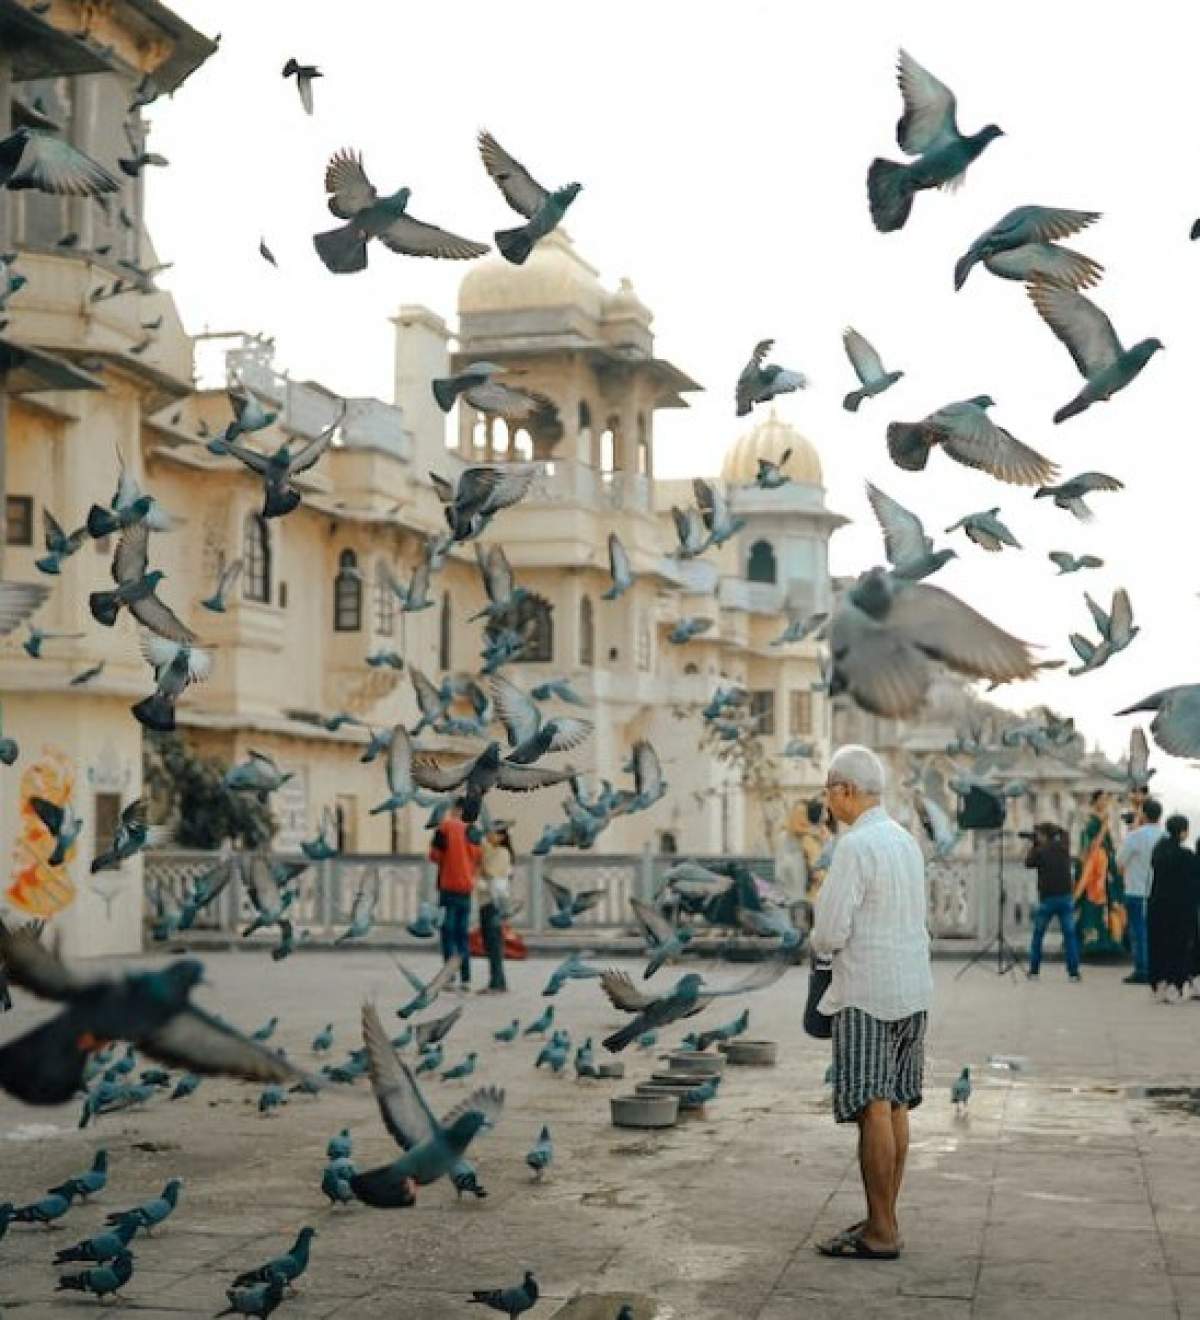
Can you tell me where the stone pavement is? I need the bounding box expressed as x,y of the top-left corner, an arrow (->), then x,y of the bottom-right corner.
3,948 -> 1200,1319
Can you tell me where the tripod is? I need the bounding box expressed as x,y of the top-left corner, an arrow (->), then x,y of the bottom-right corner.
956,829 -> 1026,980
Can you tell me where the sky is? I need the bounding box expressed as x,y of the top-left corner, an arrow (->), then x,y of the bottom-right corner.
148,0 -> 1200,814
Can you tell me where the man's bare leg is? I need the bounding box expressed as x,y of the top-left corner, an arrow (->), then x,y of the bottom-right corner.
890,1103 -> 909,1238
856,1100 -> 899,1250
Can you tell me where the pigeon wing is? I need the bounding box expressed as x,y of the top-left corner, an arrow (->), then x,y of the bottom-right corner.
361,1003 -> 438,1150
1003,205 -> 1102,244
632,741 -> 663,796
985,243 -> 1103,290
130,591 -> 196,645
1108,589 -> 1134,646
385,726 -> 414,796
323,149 -> 376,219
607,532 -> 631,586
865,482 -> 930,567
0,581 -> 49,636
0,921 -> 102,1000
244,854 -> 283,916
112,522 -> 150,584
288,405 -> 346,475
544,718 -> 593,754
941,412 -> 1058,487
1048,551 -> 1074,572
1083,591 -> 1112,637
630,896 -> 675,949
377,212 -> 490,260
5,130 -> 119,195
477,130 -> 548,218
490,674 -> 541,747
410,667 -> 444,720
411,753 -> 478,792
843,328 -> 885,385
494,763 -> 576,792
1027,283 -> 1124,377
440,1083 -> 505,1132
895,49 -> 960,155
1074,472 -> 1124,494
142,1007 -> 307,1085
217,557 -> 244,595
459,464 -> 538,516
423,954 -> 463,998
1129,727 -> 1151,783
600,968 -> 659,1013
706,951 -> 792,997
889,581 -> 1037,685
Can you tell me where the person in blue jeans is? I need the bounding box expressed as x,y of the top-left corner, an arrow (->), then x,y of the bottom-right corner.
1117,798 -> 1164,985
428,800 -> 482,991
1024,823 -> 1081,979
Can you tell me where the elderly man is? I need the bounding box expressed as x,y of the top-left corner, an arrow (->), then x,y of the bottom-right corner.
811,745 -> 933,1261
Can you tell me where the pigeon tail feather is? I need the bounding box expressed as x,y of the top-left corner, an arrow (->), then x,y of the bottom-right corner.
867,157 -> 914,232
131,692 -> 176,733
494,222 -> 535,265
313,222 -> 368,274
1053,393 -> 1090,425
86,504 -> 119,538
88,590 -> 121,627
886,422 -> 932,471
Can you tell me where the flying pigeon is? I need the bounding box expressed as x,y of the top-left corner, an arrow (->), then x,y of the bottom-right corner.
770,612 -> 827,646
89,524 -> 194,642
29,795 -> 81,866
413,1005 -> 464,1052
954,205 -> 1103,291
736,339 -> 807,416
543,875 -> 607,929
200,557 -> 244,612
1034,472 -> 1124,521
242,856 -> 308,937
754,451 -> 792,489
314,149 -> 489,274
671,503 -> 708,559
21,625 -> 81,660
224,750 -> 293,797
433,361 -> 555,423
668,616 -> 714,645
35,509 -> 87,575
0,127 -> 119,195
334,868 -> 380,944
132,633 -> 211,733
395,956 -> 463,1020
68,660 -> 105,687
369,726 -> 422,814
525,1125 -> 553,1180
300,806 -> 338,861
281,58 -> 321,114
431,463 -> 538,542
542,950 -> 603,996
1028,281 -> 1163,424
350,1003 -> 503,1206
211,405 -> 345,519
1069,589 -> 1137,675
258,238 -> 277,267
0,579 -> 49,637
491,674 -> 593,765
842,328 -> 904,411
630,897 -> 694,978
945,508 -> 1021,553
867,49 -> 1003,232
471,542 -> 529,621
866,481 -> 957,580
91,799 -> 165,872
531,677 -> 587,706
830,567 -> 1037,717
411,741 -> 574,824
603,532 -> 633,599
1048,551 -> 1103,574
479,130 -> 581,265
693,477 -> 745,547
887,396 -> 1057,486
1117,688 -> 1200,763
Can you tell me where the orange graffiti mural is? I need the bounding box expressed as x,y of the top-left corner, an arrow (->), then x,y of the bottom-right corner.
7,747 -> 77,917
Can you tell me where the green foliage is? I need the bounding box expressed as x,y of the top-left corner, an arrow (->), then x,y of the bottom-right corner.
144,734 -> 273,851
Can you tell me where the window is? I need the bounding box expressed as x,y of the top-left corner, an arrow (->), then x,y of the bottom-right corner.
789,690 -> 813,737
505,595 -> 553,663
579,595 -> 595,667
374,560 -> 395,636
749,690 -> 776,736
334,797 -> 357,852
600,424 -> 616,474
578,400 -> 593,465
439,591 -> 452,670
747,539 -> 777,584
659,831 -> 679,856
493,418 -> 510,455
512,429 -> 533,461
334,549 -> 362,631
636,614 -> 652,672
637,413 -> 650,476
242,513 -> 271,602
389,810 -> 403,855
93,793 -> 122,859
6,495 -> 33,546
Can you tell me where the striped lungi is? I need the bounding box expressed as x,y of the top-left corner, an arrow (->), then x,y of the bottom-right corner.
831,1007 -> 927,1124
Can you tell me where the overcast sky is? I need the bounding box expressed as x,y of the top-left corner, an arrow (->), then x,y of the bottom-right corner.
150,0 -> 1200,815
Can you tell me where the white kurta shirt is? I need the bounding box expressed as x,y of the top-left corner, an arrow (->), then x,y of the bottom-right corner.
811,804 -> 934,1021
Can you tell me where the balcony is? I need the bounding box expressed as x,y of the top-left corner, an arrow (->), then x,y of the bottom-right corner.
718,577 -> 785,615
524,460 -> 652,514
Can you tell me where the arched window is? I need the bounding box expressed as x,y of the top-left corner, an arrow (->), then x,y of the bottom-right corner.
334,549 -> 362,631
493,418 -> 510,456
636,413 -> 650,476
439,591 -> 452,670
747,539 -> 777,584
505,595 -> 553,663
512,429 -> 533,462
600,422 -> 616,475
579,595 -> 595,668
578,400 -> 593,465
374,560 -> 395,636
242,513 -> 270,603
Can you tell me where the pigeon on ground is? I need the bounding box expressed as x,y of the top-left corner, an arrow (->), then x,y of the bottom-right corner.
1049,551 -> 1103,575
258,1084 -> 286,1115
1027,281 -> 1163,424
954,206 -> 1103,291
637,1032 -> 658,1050
170,1073 -> 200,1101
231,1225 -> 316,1290
13,1188 -> 75,1225
314,149 -> 488,274
451,1160 -> 488,1200
211,406 -> 344,519
491,674 -> 593,765
431,463 -> 538,542
415,1044 -> 444,1076
433,361 -> 555,424
1035,472 -> 1124,522
683,1075 -> 722,1107
55,1249 -> 134,1300
842,328 -> 904,411
312,1026 -> 335,1055
200,557 -> 243,612
469,1271 -> 539,1318
535,1031 -> 571,1075
829,567 -> 1037,718
0,926 -> 307,1105
442,1052 -> 478,1083
89,524 -> 194,641
216,1274 -> 286,1318
0,126 -> 119,195
887,397 -> 1057,486
1118,687 -> 1200,760
351,1003 -> 504,1206
411,741 -> 573,824
91,799 -> 165,872
525,1125 -> 553,1179
395,956 -> 463,1020
603,532 -> 633,599
28,795 -> 81,866
327,1129 -> 352,1161
335,869 -> 380,944
321,1162 -> 356,1206
867,49 -> 1003,232
630,897 -> 694,978
250,1017 -> 279,1043
945,508 -> 1021,553
693,1009 -> 750,1051
479,130 -> 581,265
52,1149 -> 108,1200
54,1218 -> 137,1265
951,1066 -> 972,1114
866,481 -> 957,581
35,509 -> 87,575
494,1019 -> 521,1043
599,957 -> 790,1053
282,58 -> 321,114
104,1179 -> 182,1235
543,875 -> 606,929
523,1006 -> 555,1038
736,339 -> 807,416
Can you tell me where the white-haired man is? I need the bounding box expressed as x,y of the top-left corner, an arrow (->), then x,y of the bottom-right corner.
811,744 -> 933,1261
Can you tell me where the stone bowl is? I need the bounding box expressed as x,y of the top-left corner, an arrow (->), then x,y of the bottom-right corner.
723,1038 -> 778,1067
665,1051 -> 725,1078
636,1082 -> 708,1112
594,1061 -> 625,1080
611,1091 -> 679,1129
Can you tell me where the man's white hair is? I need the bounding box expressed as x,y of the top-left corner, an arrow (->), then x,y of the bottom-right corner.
828,744 -> 885,796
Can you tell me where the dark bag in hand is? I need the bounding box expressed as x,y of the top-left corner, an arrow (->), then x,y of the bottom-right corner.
804,959 -> 833,1040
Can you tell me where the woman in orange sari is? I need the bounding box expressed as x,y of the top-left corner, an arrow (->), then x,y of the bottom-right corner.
1076,790 -> 1126,960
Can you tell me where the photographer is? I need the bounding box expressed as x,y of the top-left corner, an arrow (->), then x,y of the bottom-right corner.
1024,823 -> 1081,981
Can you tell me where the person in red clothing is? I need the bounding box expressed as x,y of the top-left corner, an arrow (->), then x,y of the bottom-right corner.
429,799 -> 482,991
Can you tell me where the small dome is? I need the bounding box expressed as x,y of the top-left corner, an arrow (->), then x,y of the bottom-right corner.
458,229 -> 606,319
605,276 -> 652,325
720,410 -> 822,486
